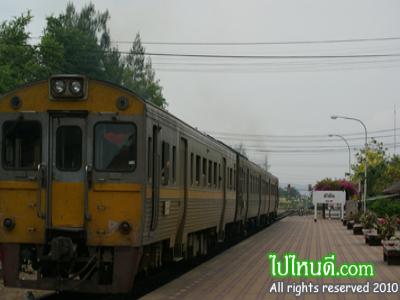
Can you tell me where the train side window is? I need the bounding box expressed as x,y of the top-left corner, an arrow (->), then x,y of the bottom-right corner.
213,162 -> 217,187
202,158 -> 207,186
190,153 -> 194,185
94,123 -> 136,171
148,137 -> 152,180
195,155 -> 201,185
172,146 -> 176,183
208,160 -> 212,186
56,126 -> 82,171
2,121 -> 41,170
161,141 -> 170,185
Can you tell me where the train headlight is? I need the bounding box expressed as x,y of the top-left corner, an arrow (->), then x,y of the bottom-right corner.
119,221 -> 132,235
52,80 -> 66,95
49,75 -> 87,100
3,218 -> 15,231
70,80 -> 83,96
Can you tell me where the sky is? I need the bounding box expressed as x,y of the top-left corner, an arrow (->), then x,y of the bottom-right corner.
2,0 -> 400,191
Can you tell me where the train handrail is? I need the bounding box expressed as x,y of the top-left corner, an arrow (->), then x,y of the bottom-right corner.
36,163 -> 46,218
84,164 -> 92,221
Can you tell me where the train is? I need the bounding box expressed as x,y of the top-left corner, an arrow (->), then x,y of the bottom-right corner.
0,75 -> 279,293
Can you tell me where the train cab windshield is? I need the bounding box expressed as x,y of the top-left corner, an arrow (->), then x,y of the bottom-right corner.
2,120 -> 41,169
1,120 -> 138,172
94,122 -> 137,172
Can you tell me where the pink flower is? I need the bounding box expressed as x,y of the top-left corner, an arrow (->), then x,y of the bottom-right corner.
377,218 -> 386,225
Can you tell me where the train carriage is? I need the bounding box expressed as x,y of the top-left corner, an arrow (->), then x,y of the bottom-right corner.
0,75 -> 279,294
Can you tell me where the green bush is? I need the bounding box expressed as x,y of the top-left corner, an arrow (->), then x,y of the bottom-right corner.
368,198 -> 400,217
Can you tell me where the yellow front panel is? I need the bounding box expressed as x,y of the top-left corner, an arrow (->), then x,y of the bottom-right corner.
87,183 -> 142,246
51,182 -> 84,228
0,80 -> 145,115
0,181 -> 45,243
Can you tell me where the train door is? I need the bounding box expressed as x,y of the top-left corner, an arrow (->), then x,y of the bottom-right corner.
245,169 -> 249,222
151,125 -> 160,230
174,137 -> 187,259
218,158 -> 227,240
257,175 -> 262,224
48,114 -> 86,228
234,162 -> 241,223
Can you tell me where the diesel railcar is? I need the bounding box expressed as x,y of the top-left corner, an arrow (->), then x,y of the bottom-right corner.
0,75 -> 279,293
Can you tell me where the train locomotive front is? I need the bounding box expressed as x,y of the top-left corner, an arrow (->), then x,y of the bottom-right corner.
0,76 -> 145,293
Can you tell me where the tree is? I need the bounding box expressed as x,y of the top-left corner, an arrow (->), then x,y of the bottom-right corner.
39,3 -> 166,107
279,185 -> 301,199
0,12 -> 42,94
122,33 -> 166,107
314,178 -> 358,199
351,138 -> 400,196
39,3 -> 121,81
1,4 -> 166,107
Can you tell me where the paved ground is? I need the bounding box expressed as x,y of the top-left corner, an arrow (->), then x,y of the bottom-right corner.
141,216 -> 400,300
0,280 -> 51,300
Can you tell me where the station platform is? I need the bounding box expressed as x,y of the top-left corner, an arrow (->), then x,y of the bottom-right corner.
140,216 -> 400,300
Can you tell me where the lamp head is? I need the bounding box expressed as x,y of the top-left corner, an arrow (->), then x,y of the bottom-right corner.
331,115 -> 338,120
328,134 -> 333,137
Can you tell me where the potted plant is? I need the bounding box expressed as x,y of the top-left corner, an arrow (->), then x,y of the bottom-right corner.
352,212 -> 364,235
347,212 -> 360,230
361,211 -> 377,231
376,214 -> 397,240
360,211 -> 377,242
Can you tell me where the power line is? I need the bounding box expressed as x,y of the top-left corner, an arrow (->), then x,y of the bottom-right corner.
206,127 -> 400,139
242,142 -> 400,154
214,134 -> 400,144
28,35 -> 400,46
151,57 -> 400,67
139,36 -> 400,46
127,52 -> 400,60
242,144 -> 375,149
3,41 -> 400,60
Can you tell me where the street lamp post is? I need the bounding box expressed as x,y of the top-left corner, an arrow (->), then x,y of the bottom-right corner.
328,134 -> 351,177
331,115 -> 367,214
